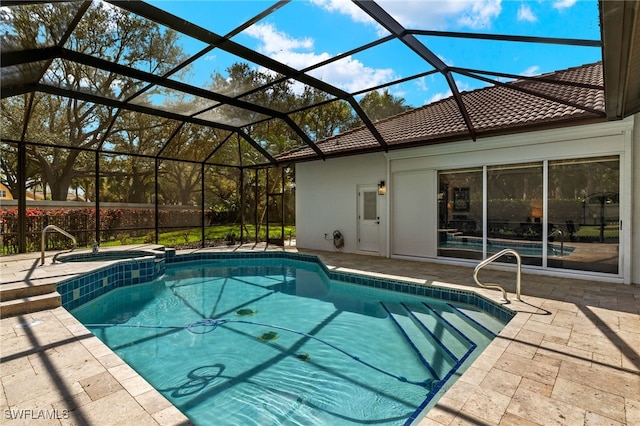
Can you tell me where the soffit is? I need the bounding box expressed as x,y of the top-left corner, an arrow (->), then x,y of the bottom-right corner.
600,0 -> 640,119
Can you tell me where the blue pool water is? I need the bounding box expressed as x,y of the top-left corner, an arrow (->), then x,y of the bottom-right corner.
71,257 -> 511,425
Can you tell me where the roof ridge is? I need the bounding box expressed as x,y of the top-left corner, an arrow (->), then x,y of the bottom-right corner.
509,60 -> 603,87
527,60 -> 602,80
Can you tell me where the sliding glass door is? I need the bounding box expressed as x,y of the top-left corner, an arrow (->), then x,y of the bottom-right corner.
437,168 -> 483,260
548,156 -> 619,274
437,156 -> 620,275
487,162 -> 544,266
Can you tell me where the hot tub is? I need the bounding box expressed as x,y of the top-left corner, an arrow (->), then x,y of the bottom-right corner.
56,250 -> 159,263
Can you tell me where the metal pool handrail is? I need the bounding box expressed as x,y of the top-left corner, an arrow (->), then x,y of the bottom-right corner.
41,225 -> 77,265
473,249 -> 522,303
549,228 -> 564,257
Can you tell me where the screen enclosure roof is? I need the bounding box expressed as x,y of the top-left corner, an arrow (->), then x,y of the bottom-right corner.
1,1 -> 639,168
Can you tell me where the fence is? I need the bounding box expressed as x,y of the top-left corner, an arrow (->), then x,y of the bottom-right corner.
0,201 -> 201,255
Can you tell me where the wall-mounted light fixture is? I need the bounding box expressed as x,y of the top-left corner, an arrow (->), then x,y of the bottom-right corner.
378,180 -> 386,195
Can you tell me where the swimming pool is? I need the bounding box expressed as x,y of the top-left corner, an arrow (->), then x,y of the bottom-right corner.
68,254 -> 512,425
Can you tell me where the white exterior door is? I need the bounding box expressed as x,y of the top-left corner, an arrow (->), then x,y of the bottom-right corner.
358,185 -> 380,252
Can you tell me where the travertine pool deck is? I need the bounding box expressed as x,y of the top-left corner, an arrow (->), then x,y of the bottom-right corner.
1,244 -> 639,425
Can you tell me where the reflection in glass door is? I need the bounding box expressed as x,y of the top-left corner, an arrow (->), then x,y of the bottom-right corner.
437,168 -> 483,260
548,157 -> 619,274
487,162 -> 543,266
437,156 -> 620,275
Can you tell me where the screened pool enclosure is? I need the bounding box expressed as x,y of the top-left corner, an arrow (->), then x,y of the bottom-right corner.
1,1 -> 637,255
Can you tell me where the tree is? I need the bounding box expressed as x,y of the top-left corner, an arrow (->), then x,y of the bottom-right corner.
159,160 -> 201,206
1,2 -> 187,200
341,89 -> 411,130
291,87 -> 353,140
359,89 -> 411,121
206,64 -> 300,227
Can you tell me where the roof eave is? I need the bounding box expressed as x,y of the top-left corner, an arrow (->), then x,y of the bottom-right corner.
277,114 -> 607,165
600,0 -> 640,119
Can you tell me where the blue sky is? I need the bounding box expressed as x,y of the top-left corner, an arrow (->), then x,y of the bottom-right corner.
148,0 -> 602,108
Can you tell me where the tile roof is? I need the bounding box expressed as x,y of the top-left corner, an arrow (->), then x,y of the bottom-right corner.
277,62 -> 605,162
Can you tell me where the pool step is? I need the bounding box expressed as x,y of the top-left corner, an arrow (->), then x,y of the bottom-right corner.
421,303 -> 497,348
382,302 -> 452,380
0,282 -> 61,318
383,302 -> 482,380
402,303 -> 477,362
0,291 -> 61,318
1,281 -> 58,302
446,303 -> 505,337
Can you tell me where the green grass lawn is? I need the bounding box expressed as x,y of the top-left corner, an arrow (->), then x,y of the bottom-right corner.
102,225 -> 296,247
573,225 -> 619,241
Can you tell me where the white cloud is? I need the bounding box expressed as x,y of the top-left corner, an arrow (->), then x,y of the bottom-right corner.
427,90 -> 452,104
455,80 -> 471,92
269,50 -> 331,71
553,0 -> 578,10
243,2 -> 505,99
312,0 -> 502,32
437,54 -> 454,67
425,78 -> 472,104
244,23 -> 313,55
245,22 -> 396,93
416,77 -> 429,92
309,0 -> 375,25
392,88 -> 408,99
308,57 -> 396,93
521,65 -> 540,76
517,4 -> 537,22
0,6 -> 13,19
309,0 -> 388,35
457,0 -> 502,29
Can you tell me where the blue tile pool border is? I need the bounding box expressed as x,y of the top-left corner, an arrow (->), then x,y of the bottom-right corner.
59,249 -> 515,325
58,255 -> 165,310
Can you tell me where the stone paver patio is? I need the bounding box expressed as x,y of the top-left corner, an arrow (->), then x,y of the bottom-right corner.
1,244 -> 638,425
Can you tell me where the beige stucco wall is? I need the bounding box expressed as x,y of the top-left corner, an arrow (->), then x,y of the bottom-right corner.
295,153 -> 387,254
